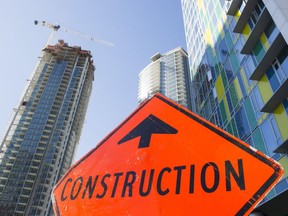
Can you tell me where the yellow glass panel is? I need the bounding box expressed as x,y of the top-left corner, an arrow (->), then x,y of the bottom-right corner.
198,0 -> 205,10
215,75 -> 225,102
257,75 -> 273,104
260,33 -> 270,50
223,96 -> 231,120
258,113 -> 268,125
218,22 -> 225,39
274,104 -> 288,141
235,9 -> 241,18
278,156 -> 288,178
204,28 -> 213,45
233,77 -> 243,100
242,24 -> 251,40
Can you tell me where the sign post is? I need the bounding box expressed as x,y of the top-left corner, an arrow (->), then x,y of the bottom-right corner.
52,94 -> 283,215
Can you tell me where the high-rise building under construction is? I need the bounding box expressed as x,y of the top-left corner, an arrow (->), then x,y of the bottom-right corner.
0,40 -> 94,215
181,0 -> 288,214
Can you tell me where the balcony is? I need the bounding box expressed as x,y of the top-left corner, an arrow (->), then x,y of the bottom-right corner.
274,138 -> 288,154
227,0 -> 242,16
234,0 -> 258,33
241,9 -> 271,54
260,79 -> 288,112
253,188 -> 288,215
250,33 -> 286,80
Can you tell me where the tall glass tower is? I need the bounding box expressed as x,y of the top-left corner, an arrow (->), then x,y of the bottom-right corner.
138,47 -> 192,110
0,40 -> 95,215
181,0 -> 288,214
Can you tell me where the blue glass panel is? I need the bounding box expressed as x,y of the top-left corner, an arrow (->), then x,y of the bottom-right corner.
235,107 -> 250,140
216,106 -> 223,127
226,91 -> 233,115
261,118 -> 279,156
219,38 -> 228,63
237,73 -> 246,98
266,66 -> 280,92
224,58 -> 234,82
283,98 -> 288,115
275,178 -> 288,194
278,46 -> 288,77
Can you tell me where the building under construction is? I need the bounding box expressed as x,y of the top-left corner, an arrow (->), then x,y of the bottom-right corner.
0,40 -> 94,215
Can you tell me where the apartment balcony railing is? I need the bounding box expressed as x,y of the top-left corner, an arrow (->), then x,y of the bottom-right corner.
234,0 -> 258,33
260,78 -> 288,112
227,0 -> 242,16
241,8 -> 271,54
250,33 -> 286,80
274,138 -> 288,154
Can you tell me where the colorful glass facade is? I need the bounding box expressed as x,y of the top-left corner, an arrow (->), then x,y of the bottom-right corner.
0,41 -> 94,215
181,0 -> 288,208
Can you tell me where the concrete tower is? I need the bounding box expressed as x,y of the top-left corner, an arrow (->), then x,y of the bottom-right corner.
0,40 -> 95,215
138,47 -> 192,110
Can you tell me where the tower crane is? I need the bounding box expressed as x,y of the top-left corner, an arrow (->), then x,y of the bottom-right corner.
34,20 -> 114,47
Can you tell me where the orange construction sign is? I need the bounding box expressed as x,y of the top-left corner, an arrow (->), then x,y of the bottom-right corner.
52,93 -> 283,215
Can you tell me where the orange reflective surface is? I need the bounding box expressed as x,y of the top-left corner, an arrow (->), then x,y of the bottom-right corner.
53,94 -> 283,216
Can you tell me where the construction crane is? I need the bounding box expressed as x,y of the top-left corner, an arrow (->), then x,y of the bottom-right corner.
34,20 -> 114,47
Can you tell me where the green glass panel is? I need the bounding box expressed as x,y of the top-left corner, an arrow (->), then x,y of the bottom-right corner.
221,69 -> 228,89
230,53 -> 240,74
225,31 -> 233,50
253,40 -> 265,63
252,128 -> 268,155
229,83 -> 239,107
210,22 -> 215,34
244,98 -> 257,131
220,100 -> 227,123
215,3 -> 221,15
215,61 -> 223,76
226,122 -> 233,135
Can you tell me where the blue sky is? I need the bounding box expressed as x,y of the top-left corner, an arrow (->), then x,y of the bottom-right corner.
0,0 -> 186,161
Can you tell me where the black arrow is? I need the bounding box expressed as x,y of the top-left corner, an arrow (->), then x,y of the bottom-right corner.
118,114 -> 178,148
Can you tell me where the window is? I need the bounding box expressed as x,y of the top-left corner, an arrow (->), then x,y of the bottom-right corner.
260,115 -> 282,156
229,18 -> 237,41
264,20 -> 279,44
252,40 -> 265,63
242,63 -> 254,86
235,107 -> 250,140
252,128 -> 268,154
247,0 -> 265,29
266,66 -> 280,92
234,36 -> 245,65
244,98 -> 257,131
277,45 -> 288,77
219,38 -> 229,64
219,100 -> 228,124
283,98 -> 288,115
250,86 -> 263,119
272,59 -> 285,82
